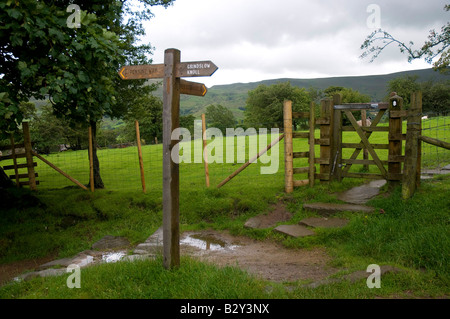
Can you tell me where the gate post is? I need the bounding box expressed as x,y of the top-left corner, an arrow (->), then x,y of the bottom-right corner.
388,92 -> 403,187
309,101 -> 316,187
402,91 -> 422,199
284,100 -> 293,193
332,94 -> 342,181
319,98 -> 333,182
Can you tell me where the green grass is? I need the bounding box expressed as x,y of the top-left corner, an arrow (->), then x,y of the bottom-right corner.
0,116 -> 449,299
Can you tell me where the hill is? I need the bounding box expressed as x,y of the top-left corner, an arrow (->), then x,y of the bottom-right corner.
150,68 -> 448,120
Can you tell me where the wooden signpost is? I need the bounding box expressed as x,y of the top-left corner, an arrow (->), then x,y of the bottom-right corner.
119,48 -> 217,269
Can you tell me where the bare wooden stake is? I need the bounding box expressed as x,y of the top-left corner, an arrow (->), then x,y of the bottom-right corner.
217,133 -> 284,189
135,120 -> 146,193
284,100 -> 293,193
32,151 -> 88,191
201,114 -> 210,187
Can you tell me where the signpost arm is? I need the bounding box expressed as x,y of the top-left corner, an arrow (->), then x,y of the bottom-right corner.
162,48 -> 181,269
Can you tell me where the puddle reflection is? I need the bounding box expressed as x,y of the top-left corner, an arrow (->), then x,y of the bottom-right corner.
181,234 -> 239,251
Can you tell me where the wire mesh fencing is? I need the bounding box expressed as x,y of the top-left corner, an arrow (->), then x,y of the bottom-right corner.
420,113 -> 450,172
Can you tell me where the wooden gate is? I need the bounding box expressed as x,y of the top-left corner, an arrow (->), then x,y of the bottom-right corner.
332,93 -> 405,183
284,93 -> 408,193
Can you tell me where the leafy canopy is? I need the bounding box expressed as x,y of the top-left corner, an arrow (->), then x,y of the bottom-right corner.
360,4 -> 450,73
0,0 -> 174,138
244,82 -> 311,129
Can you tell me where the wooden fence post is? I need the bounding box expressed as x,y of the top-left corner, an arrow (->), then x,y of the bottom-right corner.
201,114 -> 210,188
388,93 -> 403,187
402,91 -> 422,199
309,102 -> 316,187
22,122 -> 37,190
361,110 -> 369,171
331,94 -> 342,181
319,98 -> 333,181
135,120 -> 146,193
284,100 -> 293,193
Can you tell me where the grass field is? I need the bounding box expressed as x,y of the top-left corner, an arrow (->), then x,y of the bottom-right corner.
0,115 -> 448,299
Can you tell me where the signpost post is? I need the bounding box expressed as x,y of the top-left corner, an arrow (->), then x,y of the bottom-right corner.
119,48 -> 217,269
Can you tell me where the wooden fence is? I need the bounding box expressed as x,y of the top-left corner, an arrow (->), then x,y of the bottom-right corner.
0,122 -> 38,190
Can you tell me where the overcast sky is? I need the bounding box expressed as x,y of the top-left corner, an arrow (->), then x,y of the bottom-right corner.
141,0 -> 449,87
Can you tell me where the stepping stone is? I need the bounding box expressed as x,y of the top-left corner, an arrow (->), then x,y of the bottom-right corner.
38,250 -> 100,270
303,203 -> 375,216
91,235 -> 130,250
337,180 -> 386,204
244,202 -> 293,229
273,224 -> 315,238
443,164 -> 450,170
133,227 -> 163,255
299,217 -> 349,228
305,265 -> 403,288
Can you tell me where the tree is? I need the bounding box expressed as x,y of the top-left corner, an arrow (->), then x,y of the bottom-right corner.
179,114 -> 196,138
324,87 -> 372,125
385,76 -> 421,108
244,82 -> 311,129
387,76 -> 450,114
422,80 -> 450,115
324,86 -> 371,104
122,94 -> 163,144
0,0 -> 173,188
205,104 -> 236,134
360,4 -> 450,73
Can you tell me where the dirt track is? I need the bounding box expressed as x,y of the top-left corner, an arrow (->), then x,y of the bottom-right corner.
180,230 -> 338,282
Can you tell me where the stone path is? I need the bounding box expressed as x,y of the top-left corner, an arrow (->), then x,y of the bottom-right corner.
15,235 -> 155,282
245,180 -> 387,238
8,179 -> 397,286
421,164 -> 450,179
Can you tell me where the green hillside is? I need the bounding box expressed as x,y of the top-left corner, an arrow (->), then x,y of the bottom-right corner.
151,68 -> 447,120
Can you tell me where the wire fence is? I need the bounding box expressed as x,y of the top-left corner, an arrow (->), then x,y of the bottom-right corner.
420,112 -> 450,172
1,113 -> 448,193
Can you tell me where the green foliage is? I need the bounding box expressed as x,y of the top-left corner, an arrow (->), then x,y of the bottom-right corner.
0,0 -> 173,136
205,104 -> 236,133
324,86 -> 371,103
387,75 -> 450,113
244,82 -> 311,128
386,76 -> 421,108
122,94 -> 163,144
361,4 -> 450,73
29,104 -> 88,154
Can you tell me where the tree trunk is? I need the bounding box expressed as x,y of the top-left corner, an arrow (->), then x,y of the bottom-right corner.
88,121 -> 104,189
0,166 -> 14,188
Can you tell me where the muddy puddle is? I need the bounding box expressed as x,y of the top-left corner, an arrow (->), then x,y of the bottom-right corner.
181,233 -> 240,251
179,230 -> 337,282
